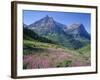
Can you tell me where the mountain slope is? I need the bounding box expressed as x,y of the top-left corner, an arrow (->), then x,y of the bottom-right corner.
23,27 -> 56,44
66,23 -> 90,41
29,15 -> 67,35
25,15 -> 90,49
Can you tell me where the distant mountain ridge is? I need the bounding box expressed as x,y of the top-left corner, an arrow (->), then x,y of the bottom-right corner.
24,15 -> 90,49
66,23 -> 90,40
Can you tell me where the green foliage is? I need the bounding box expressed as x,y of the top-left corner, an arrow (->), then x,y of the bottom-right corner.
56,60 -> 72,67
23,28 -> 56,44
23,27 -> 90,50
77,44 -> 91,59
23,63 -> 28,69
23,40 -> 44,55
24,40 -> 58,49
78,44 -> 90,54
23,40 -> 61,55
43,32 -> 90,50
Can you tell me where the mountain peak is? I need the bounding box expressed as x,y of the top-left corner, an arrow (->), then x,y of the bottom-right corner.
67,23 -> 90,40
68,23 -> 87,33
68,23 -> 82,29
44,15 -> 53,20
45,15 -> 49,18
39,15 -> 54,24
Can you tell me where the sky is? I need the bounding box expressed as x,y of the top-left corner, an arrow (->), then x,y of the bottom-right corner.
23,10 -> 91,33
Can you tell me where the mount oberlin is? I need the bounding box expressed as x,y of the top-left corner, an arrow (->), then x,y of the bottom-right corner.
23,11 -> 91,69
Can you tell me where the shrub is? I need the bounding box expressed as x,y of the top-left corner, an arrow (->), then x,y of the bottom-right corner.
23,63 -> 28,69
56,60 -> 72,67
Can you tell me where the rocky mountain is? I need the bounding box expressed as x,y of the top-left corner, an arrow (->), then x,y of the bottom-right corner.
66,23 -> 90,41
28,15 -> 67,35
24,15 -> 90,49
23,24 -> 28,28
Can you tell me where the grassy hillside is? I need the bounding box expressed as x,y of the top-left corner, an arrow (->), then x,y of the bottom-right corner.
78,44 -> 90,54
24,27 -> 89,50
78,44 -> 91,60
43,33 -> 88,49
23,39 -> 60,55
23,28 -> 56,44
23,28 -> 91,69
23,39 -> 91,69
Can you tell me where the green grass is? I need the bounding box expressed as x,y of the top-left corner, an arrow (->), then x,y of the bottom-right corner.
75,44 -> 91,62
23,39 -> 91,60
78,44 -> 90,56
23,39 -> 61,55
23,39 -> 91,68
78,44 -> 90,54
23,39 -> 59,49
56,60 -> 72,67
23,39 -> 78,54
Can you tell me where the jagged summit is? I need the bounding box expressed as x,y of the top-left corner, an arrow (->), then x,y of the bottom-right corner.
45,15 -> 53,18
29,15 -> 55,27
41,15 -> 54,23
68,23 -> 83,30
69,23 -> 86,32
45,15 -> 52,18
28,15 -> 67,35
67,23 -> 90,40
